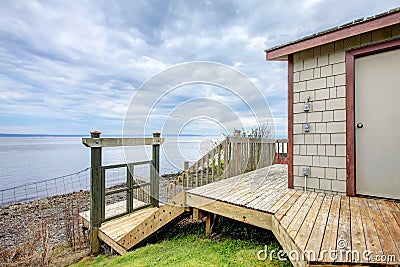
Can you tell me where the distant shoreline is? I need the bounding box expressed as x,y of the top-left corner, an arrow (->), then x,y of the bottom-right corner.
0,133 -> 207,138
0,133 -> 87,137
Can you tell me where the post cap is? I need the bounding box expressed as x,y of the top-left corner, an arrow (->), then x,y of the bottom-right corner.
90,131 -> 101,138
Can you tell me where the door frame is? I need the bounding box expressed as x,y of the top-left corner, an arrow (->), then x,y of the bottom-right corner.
345,38 -> 400,196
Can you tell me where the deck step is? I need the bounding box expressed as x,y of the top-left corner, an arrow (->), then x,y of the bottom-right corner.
81,191 -> 187,255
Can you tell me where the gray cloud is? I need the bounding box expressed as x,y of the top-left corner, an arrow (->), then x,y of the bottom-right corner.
0,0 -> 398,135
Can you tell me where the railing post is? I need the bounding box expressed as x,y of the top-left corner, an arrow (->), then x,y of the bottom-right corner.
89,131 -> 102,254
127,163 -> 133,213
151,132 -> 160,207
183,161 -> 189,188
277,140 -> 280,164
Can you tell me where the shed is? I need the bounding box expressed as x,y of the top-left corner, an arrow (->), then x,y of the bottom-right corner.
265,8 -> 400,199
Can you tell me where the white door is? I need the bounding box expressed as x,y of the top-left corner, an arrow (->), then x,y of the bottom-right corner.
355,48 -> 400,200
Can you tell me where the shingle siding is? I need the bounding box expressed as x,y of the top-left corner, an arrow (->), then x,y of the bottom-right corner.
290,25 -> 399,195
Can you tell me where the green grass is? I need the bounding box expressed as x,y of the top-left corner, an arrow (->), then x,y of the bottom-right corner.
71,218 -> 292,267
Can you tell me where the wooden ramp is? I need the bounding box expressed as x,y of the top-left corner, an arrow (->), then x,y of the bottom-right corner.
79,192 -> 187,255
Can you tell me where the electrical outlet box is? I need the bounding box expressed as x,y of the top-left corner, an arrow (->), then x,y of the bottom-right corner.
304,96 -> 311,112
304,101 -> 310,112
303,167 -> 309,176
304,123 -> 310,132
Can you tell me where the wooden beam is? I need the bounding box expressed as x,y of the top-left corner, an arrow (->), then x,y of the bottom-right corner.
345,51 -> 356,197
98,230 -> 127,255
287,54 -> 294,189
186,193 -> 273,230
89,144 -> 102,254
271,217 -> 307,267
82,137 -> 164,148
265,11 -> 400,60
205,215 -> 213,238
228,137 -> 275,143
192,208 -> 206,220
151,133 -> 161,207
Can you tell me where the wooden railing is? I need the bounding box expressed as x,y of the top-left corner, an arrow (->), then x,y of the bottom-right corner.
166,137 -> 287,201
83,131 -> 163,254
100,161 -> 154,223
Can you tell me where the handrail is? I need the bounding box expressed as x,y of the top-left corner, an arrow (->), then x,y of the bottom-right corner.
101,160 -> 153,170
99,162 -> 153,223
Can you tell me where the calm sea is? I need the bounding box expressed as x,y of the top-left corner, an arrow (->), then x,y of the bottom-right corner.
0,136 -> 219,190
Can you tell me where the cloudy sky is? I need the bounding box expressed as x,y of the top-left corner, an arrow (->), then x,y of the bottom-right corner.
0,1 -> 398,137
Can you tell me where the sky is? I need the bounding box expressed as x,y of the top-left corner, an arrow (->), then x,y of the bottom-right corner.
0,1 -> 398,137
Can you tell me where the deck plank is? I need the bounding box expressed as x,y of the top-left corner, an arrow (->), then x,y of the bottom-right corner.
79,199 -> 147,228
305,194 -> 332,262
319,195 -> 340,261
235,169 -> 287,207
189,177 -> 233,194
274,190 -> 303,221
249,180 -> 287,210
385,201 -> 400,227
267,190 -> 296,213
236,177 -> 284,206
367,198 -> 399,261
349,197 -> 367,263
336,196 -> 351,263
243,181 -> 278,208
220,180 -> 254,203
294,193 -> 324,253
279,191 -> 310,229
286,192 -> 318,240
226,167 -> 286,206
227,178 -> 274,205
100,208 -> 158,240
376,200 -> 400,258
258,188 -> 291,212
205,176 -> 251,199
190,171 -> 250,196
190,165 -> 286,201
358,197 -> 383,263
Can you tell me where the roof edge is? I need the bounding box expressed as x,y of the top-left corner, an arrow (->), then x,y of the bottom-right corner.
265,8 -> 400,61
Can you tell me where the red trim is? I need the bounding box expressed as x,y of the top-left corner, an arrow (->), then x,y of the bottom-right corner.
287,54 -> 294,189
345,38 -> 400,196
345,52 -> 355,196
266,11 -> 400,60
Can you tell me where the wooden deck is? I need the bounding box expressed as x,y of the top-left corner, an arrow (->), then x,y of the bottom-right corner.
187,164 -> 400,266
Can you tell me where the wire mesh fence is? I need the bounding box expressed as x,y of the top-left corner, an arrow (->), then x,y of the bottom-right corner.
0,164 -> 157,266
0,168 -> 91,207
0,161 -> 178,265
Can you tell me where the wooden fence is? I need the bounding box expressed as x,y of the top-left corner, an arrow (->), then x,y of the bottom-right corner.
166,137 -> 287,201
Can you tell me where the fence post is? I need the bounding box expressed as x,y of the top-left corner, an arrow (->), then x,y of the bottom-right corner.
127,163 -> 133,213
89,131 -> 102,254
183,161 -> 189,188
151,132 -> 160,207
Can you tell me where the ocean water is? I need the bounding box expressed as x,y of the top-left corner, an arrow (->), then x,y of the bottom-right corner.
0,136 -> 220,190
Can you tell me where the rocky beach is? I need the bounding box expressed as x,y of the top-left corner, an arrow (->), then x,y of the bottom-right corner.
0,172 -> 180,266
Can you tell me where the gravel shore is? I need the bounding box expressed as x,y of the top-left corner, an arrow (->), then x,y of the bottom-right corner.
0,172 -> 180,251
